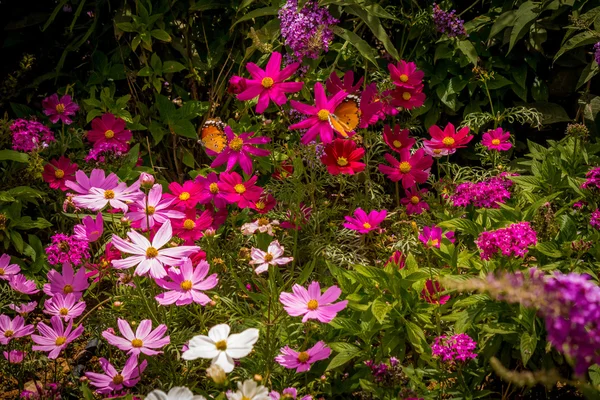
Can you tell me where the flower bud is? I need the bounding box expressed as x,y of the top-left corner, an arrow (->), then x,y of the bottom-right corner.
113,301 -> 123,308
139,173 -> 155,190
228,76 -> 247,94
206,364 -> 227,384
253,374 -> 262,382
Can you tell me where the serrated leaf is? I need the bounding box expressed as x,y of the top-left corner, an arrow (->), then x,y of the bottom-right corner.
371,298 -> 392,324
520,332 -> 537,366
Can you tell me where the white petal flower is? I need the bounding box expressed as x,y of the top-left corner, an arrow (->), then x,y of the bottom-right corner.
226,380 -> 269,400
249,240 -> 293,274
146,386 -> 206,400
182,323 -> 259,373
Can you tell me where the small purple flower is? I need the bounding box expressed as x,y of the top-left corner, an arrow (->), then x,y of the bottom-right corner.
432,3 -> 466,38
45,233 -> 90,266
590,209 -> 600,230
432,333 -> 477,363
582,166 -> 600,190
450,175 -> 513,208
594,42 -> 600,65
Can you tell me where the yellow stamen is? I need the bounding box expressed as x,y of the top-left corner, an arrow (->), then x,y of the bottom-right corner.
55,336 -> 67,345
55,104 -> 65,113
363,222 -> 372,229
104,130 -> 115,139
104,190 -> 115,199
258,217 -> 270,226
0,268 -> 4,275
183,219 -> 196,230
337,157 -> 348,166
112,374 -> 124,384
4,330 -> 14,338
392,140 -> 402,148
399,74 -> 409,83
146,206 -> 156,215
411,196 -> 420,205
59,308 -> 69,316
179,192 -> 191,201
229,137 -> 244,151
297,351 -> 310,362
491,139 -> 501,145
54,169 -> 65,179
209,183 -> 219,194
63,284 -> 73,294
255,201 -> 265,210
261,77 -> 274,88
180,280 -> 193,291
131,338 -> 143,348
215,340 -> 227,351
146,247 -> 159,258
402,92 -> 411,101
317,109 -> 330,121
307,299 -> 319,310
399,161 -> 412,173
234,184 -> 246,194
442,137 -> 455,147
264,253 -> 273,262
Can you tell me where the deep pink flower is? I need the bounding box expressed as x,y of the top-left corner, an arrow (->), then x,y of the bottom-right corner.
383,125 -> 415,153
42,157 -> 77,191
86,356 -> 147,395
126,184 -> 184,231
387,85 -> 426,110
378,149 -> 433,189
275,341 -> 331,372
228,75 -> 247,94
424,123 -> 473,151
320,139 -> 365,175
250,193 -> 277,214
74,212 -> 104,242
44,262 -> 89,299
250,240 -> 293,274
31,316 -> 84,359
87,113 -> 132,149
102,318 -> 170,356
86,241 -> 121,283
173,209 -> 213,244
218,172 -> 263,208
155,257 -> 218,306
280,281 -> 348,323
209,127 -> 271,175
196,172 -> 228,209
9,302 -> 37,315
237,51 -> 303,113
401,187 -> 430,215
423,141 -> 454,158
419,225 -> 455,248
343,208 -> 387,234
385,251 -> 406,269
421,280 -> 450,305
289,82 -> 348,144
0,254 -> 20,280
3,350 -> 25,364
164,180 -> 202,209
358,83 -> 383,129
388,60 -> 424,89
482,128 -> 512,151
43,293 -> 86,320
42,93 -> 79,124
281,204 -> 312,230
9,274 -> 39,295
66,169 -> 119,195
0,315 -> 34,345
326,70 -> 363,95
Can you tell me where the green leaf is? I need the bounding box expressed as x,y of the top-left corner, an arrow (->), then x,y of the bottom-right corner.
190,0 -> 225,11
150,53 -> 162,72
326,347 -> 362,371
520,332 -> 537,366
10,231 -> 24,253
438,218 -> 482,237
138,66 -> 153,77
486,74 -> 513,90
328,342 -> 361,353
536,242 -> 563,258
170,119 -> 197,139
576,61 -> 599,89
150,29 -> 171,42
489,10 -> 516,39
456,40 -> 478,65
162,61 -> 186,73
332,26 -> 378,67
231,6 -> 279,28
297,259 -> 315,284
0,150 -> 29,163
555,31 -> 599,61
529,102 -> 571,124
155,94 -> 176,120
346,5 -> 399,60
405,321 -> 427,354
371,298 -> 392,324
508,2 -> 538,54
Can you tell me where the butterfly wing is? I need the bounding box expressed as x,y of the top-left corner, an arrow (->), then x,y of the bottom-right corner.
200,121 -> 227,154
330,97 -> 360,137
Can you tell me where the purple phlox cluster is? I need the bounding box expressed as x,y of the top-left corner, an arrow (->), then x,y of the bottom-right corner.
279,0 -> 338,61
591,209 -> 600,230
476,222 -> 537,260
432,3 -> 467,37
594,42 -> 600,65
85,141 -> 129,164
45,233 -> 90,266
20,382 -> 61,399
364,357 -> 406,385
431,333 -> 477,363
450,174 -> 513,208
11,119 -> 55,152
582,166 -> 600,190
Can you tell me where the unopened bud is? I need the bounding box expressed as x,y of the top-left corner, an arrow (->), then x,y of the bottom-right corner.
254,374 -> 262,382
206,364 -> 227,384
113,301 -> 123,308
209,300 -> 216,307
79,376 -> 88,382
139,173 -> 155,189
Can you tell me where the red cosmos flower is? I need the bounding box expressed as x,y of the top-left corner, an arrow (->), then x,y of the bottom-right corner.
250,193 -> 277,214
273,161 -> 293,180
424,123 -> 473,151
326,70 -> 363,95
173,209 -> 213,244
218,172 -> 263,208
383,125 -> 416,153
385,251 -> 406,269
164,180 -> 202,209
378,149 -> 433,189
320,139 -> 366,175
421,280 -> 450,305
482,127 -> 512,151
400,187 -> 430,215
237,51 -> 303,114
209,127 -> 271,175
387,85 -> 426,110
42,157 -> 77,191
388,60 -> 424,89
86,241 -> 121,283
87,113 -> 132,149
228,76 -> 247,94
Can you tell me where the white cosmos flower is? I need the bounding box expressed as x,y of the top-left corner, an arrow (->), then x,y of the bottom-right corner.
182,323 -> 259,373
226,380 -> 269,400
146,386 -> 206,400
249,240 -> 293,274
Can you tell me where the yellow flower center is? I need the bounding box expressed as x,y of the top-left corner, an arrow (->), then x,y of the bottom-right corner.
491,139 -> 501,145
242,397 -> 251,400
4,330 -> 14,338
264,253 -> 274,262
402,92 -> 411,101
179,192 -> 191,201
104,130 -> 115,139
307,299 -> 319,310
131,338 -> 143,348
261,77 -> 274,88
399,161 -> 412,173
209,183 -> 219,194
146,247 -> 159,258
63,284 -> 73,294
146,206 -> 156,215
317,109 -> 330,121
363,222 -> 372,229
255,201 -> 265,210
399,74 -> 409,83
442,137 -> 455,147
258,217 -> 270,226
0,268 -> 4,275
337,157 -> 349,166
229,137 -> 244,151
104,190 -> 115,199
234,184 -> 246,194
55,104 -> 65,113
180,280 -> 193,291
59,308 -> 69,316
392,140 -> 402,148
411,196 -> 420,205
297,351 -> 310,362
215,340 -> 227,351
112,374 -> 124,384
55,336 -> 67,346
428,239 -> 439,247
54,169 -> 65,178
183,219 -> 196,230
433,149 -> 442,154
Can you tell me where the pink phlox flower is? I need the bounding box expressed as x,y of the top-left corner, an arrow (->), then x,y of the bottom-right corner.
210,127 -> 271,175
74,212 -> 104,242
31,315 -> 84,359
432,333 -> 477,363
401,187 -> 430,215
65,169 -> 119,195
44,262 -> 89,299
343,208 -> 387,234
155,257 -> 218,306
9,301 -> 37,315
326,70 -> 363,95
218,172 -> 263,208
43,293 -> 86,321
85,356 -> 147,395
275,341 -> 331,372
196,172 -> 228,209
0,314 -> 35,345
9,274 -> 40,295
42,93 -> 79,124
164,180 -> 203,210
127,184 -> 184,231
250,240 -> 294,274
74,180 -> 143,212
279,281 -> 348,323
45,233 -> 90,266
102,318 -> 170,356
0,253 -> 20,280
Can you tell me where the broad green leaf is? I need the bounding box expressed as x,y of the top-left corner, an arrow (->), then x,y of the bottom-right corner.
138,66 -> 153,77
116,22 -> 136,33
332,26 -> 378,67
162,61 -> 186,73
438,218 -> 482,237
0,150 -> 29,163
189,0 -> 225,11
328,342 -> 361,353
554,31 -> 598,61
576,61 -> 599,89
150,29 -> 171,42
347,5 -> 399,60
536,242 -> 563,258
371,298 -> 392,324
231,6 -> 279,28
456,40 -> 478,65
520,332 -> 537,366
508,1 -> 538,54
489,10 -> 516,39
171,119 -> 197,139
326,347 -> 362,371
155,94 -> 176,120
405,320 -> 427,354
486,74 -> 513,90
529,102 -> 571,124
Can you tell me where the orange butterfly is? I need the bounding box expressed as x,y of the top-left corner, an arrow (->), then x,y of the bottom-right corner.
198,119 -> 227,154
328,95 -> 360,138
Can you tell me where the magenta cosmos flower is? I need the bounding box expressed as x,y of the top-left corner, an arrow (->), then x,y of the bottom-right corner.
42,156 -> 77,191
320,138 -> 366,175
86,356 -> 147,395
165,180 -> 202,209
401,187 -> 429,215
155,257 -> 218,306
326,70 -> 363,95
0,253 -> 20,280
210,127 -> 271,175
9,274 -> 39,295
386,85 -> 426,110
173,209 -> 213,244
44,293 -> 86,321
126,184 -> 184,231
44,262 -> 89,299
383,125 -> 415,153
9,301 -> 37,315
111,220 -> 200,279
421,280 -> 450,305
73,180 -> 142,212
424,123 -> 473,151
218,172 -> 263,208
289,82 -> 348,144
275,341 -> 331,372
378,148 -> 433,189
237,51 -> 303,113
343,208 -> 387,234
3,350 -> 25,364
249,240 -> 294,274
482,127 -> 511,151
280,282 -> 348,323
42,93 -> 79,124
0,315 -> 34,345
388,60 -> 424,89
419,225 -> 455,248
196,172 -> 228,209
386,251 -> 406,269
87,113 -> 132,149
74,212 -> 103,242
102,318 -> 170,356
66,169 -> 119,195
31,316 -> 84,359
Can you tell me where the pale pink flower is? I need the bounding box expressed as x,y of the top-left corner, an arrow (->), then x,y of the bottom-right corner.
280,282 -> 347,323
9,274 -> 39,295
102,318 -> 170,356
43,293 -> 86,321
65,169 -> 119,195
241,218 -> 279,236
275,341 -> 331,372
74,212 -> 104,242
0,315 -> 34,345
155,257 -> 218,306
249,240 -> 293,274
85,356 -> 147,394
3,350 -> 25,364
31,316 -> 84,359
43,262 -> 89,299
0,253 -> 20,280
73,181 -> 143,212
127,184 -> 185,231
9,301 -> 37,315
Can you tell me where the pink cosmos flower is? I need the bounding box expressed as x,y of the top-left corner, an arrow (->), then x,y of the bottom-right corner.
73,181 -> 143,212
196,172 -> 228,209
74,212 -> 104,242
155,257 -> 218,306
424,123 -> 473,151
43,262 -> 89,299
0,315 -> 34,345
218,172 -> 263,208
9,274 -> 39,295
383,125 -> 415,153
209,127 -> 271,175
102,319 -> 170,356
241,217 -> 280,236
173,209 -> 213,244
42,156 -> 78,191
378,149 -> 433,189
385,251 -> 406,269
111,220 -> 200,279
281,204 -> 312,230
482,127 -> 512,151
419,225 -> 455,248
43,293 -> 86,321
237,51 -> 303,113
289,82 -> 348,144
249,240 -> 294,274
65,169 -> 119,195
164,181 -> 202,209
275,341 -> 331,372
228,75 -> 247,94
357,83 -> 383,129
423,141 -> 454,158
387,85 -> 426,110
42,93 -> 79,124
87,113 -> 132,148
31,316 -> 84,359
127,184 -> 184,231
421,280 -> 450,305
86,356 -> 147,395
343,208 -> 387,234
388,60 -> 424,89
401,187 -> 430,215
279,282 -> 348,323
320,138 -> 366,175
326,70 -> 363,95
9,302 -> 37,315
0,253 -> 20,280
270,388 -> 312,400
3,350 -> 25,364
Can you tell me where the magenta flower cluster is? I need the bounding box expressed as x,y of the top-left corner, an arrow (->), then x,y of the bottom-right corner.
432,3 -> 466,38
431,333 -> 477,363
364,357 -> 399,383
45,233 -> 90,266
476,222 -> 537,260
581,166 -> 600,190
594,42 -> 600,65
11,119 -> 55,152
450,175 -> 513,208
591,209 -> 600,230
